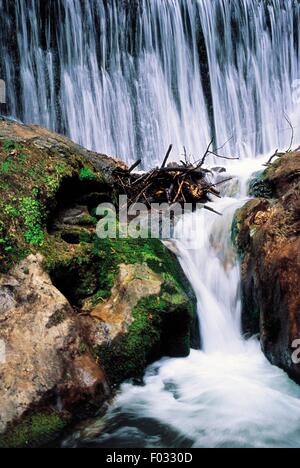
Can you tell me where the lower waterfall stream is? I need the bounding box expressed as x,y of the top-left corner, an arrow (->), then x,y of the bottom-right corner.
64,160 -> 300,449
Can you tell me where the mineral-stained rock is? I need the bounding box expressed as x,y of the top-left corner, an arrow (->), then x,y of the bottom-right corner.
80,260 -> 198,386
0,254 -> 109,446
233,151 -> 300,383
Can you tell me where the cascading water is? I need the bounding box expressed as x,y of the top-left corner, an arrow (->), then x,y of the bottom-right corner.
1,0 -> 300,166
64,165 -> 300,449
2,0 -> 300,448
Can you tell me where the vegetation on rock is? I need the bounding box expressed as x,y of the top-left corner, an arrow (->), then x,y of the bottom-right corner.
233,150 -> 300,382
0,120 -> 199,447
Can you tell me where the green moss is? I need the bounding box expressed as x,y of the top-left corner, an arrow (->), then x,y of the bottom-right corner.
79,167 -> 97,181
231,210 -> 243,259
0,412 -> 67,448
96,275 -> 194,387
89,237 -> 194,305
248,171 -> 273,199
0,134 -> 108,272
96,296 -> 163,387
19,196 -> 44,246
2,139 -> 24,153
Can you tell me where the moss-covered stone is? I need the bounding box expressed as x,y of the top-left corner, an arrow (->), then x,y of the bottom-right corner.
248,171 -> 273,199
0,121 -> 119,273
0,120 -> 199,445
95,272 -> 196,387
0,411 -> 68,449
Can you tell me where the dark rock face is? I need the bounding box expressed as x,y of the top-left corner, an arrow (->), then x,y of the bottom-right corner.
233,151 -> 300,383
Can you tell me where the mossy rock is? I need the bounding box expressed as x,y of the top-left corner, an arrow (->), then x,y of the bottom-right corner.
95,269 -> 197,387
248,171 -> 273,199
46,235 -> 199,387
0,411 -> 68,449
0,121 -> 119,273
0,121 -> 200,443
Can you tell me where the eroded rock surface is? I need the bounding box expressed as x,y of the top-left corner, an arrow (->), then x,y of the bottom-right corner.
233,151 -> 300,383
0,254 -> 108,443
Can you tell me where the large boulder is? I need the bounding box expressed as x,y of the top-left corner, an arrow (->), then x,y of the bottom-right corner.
0,254 -> 108,448
0,120 -> 199,446
233,151 -> 300,383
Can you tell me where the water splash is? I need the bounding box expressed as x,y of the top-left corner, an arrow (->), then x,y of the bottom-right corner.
1,0 -> 300,166
64,166 -> 300,449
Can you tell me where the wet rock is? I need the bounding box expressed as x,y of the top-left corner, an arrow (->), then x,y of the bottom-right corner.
0,120 -> 199,445
58,205 -> 95,227
233,151 -> 300,383
248,171 -> 274,199
80,257 -> 199,387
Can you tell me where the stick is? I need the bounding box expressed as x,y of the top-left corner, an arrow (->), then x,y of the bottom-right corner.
161,144 -> 173,169
284,113 -> 294,152
211,177 -> 233,187
173,180 -> 185,203
199,139 -> 214,167
207,150 -> 239,161
159,167 -> 204,174
264,149 -> 279,166
204,206 -> 222,216
128,159 -> 142,173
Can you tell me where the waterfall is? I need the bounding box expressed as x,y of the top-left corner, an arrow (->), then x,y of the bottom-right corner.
2,0 -> 300,448
64,166 -> 300,449
1,0 -> 300,167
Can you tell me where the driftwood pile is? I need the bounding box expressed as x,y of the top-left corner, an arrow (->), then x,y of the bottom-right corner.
114,143 -> 236,215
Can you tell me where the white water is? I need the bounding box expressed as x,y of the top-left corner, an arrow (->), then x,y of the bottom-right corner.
1,0 -> 300,166
64,164 -> 300,449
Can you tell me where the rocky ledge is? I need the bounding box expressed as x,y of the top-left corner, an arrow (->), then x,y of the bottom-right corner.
233,150 -> 300,383
0,120 -> 199,447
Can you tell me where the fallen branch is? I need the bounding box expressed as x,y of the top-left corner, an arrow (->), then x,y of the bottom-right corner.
128,159 -> 142,173
161,144 -> 173,169
113,142 -> 235,213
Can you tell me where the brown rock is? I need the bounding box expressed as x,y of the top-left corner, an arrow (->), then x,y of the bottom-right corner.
234,150 -> 300,383
81,263 -> 162,347
0,254 -> 109,436
0,119 -> 127,177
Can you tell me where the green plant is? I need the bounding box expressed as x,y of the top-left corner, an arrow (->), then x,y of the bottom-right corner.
79,167 -> 97,181
0,160 -> 11,174
2,140 -> 19,153
19,196 -> 44,246
4,204 -> 19,217
0,412 -> 67,448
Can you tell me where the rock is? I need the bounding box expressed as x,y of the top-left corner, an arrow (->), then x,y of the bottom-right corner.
0,119 -> 125,273
248,171 -> 273,199
57,205 -> 95,227
233,150 -> 300,383
87,263 -> 162,337
0,120 -> 127,177
0,254 -> 109,446
0,120 -> 199,446
80,260 -> 198,387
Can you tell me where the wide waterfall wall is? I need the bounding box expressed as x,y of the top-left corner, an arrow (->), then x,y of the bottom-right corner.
0,0 -> 300,167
